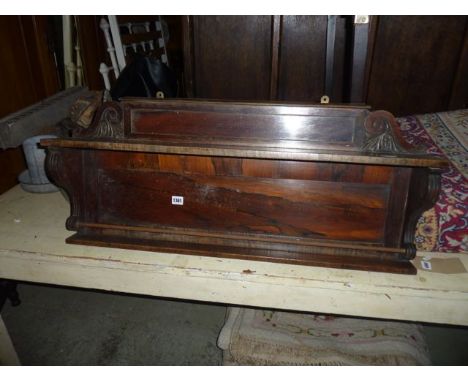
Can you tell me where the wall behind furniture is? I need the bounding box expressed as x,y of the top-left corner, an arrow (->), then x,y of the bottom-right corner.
366,16 -> 468,116
0,16 -> 60,194
183,15 -> 467,116
183,15 -> 341,102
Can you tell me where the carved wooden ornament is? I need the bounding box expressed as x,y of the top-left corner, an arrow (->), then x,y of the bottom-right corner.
362,110 -> 414,154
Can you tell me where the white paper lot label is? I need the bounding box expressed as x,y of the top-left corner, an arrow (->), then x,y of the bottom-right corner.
421,260 -> 432,270
172,196 -> 184,205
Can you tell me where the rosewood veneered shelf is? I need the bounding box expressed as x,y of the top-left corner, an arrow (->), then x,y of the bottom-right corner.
42,98 -> 447,274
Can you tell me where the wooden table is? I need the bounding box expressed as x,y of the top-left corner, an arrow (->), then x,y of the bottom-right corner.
1,185 -> 468,328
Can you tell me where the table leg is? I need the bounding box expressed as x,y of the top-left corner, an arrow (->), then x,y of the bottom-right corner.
0,314 -> 20,365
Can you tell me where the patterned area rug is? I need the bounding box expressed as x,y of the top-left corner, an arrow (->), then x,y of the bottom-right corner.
217,308 -> 431,366
397,109 -> 468,253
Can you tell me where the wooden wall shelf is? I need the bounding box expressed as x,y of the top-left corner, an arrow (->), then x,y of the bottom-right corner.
42,99 -> 447,274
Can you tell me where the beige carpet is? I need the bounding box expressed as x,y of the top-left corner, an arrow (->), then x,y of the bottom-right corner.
218,308 -> 431,366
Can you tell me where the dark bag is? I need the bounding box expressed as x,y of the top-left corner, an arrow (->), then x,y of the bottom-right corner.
110,55 -> 177,100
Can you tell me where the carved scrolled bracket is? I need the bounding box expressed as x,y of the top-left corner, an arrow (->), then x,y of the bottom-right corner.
44,149 -> 59,179
403,168 -> 443,254
362,110 -> 413,154
72,101 -> 124,139
44,149 -> 81,231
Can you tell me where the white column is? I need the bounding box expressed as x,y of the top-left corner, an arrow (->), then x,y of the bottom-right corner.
75,44 -> 83,86
100,17 -> 120,78
67,62 -> 76,87
99,63 -> 111,91
108,16 -> 126,71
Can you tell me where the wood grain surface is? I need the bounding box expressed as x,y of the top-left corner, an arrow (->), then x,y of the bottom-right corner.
42,99 -> 447,274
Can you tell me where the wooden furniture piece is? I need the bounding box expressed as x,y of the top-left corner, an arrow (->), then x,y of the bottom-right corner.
42,99 -> 447,275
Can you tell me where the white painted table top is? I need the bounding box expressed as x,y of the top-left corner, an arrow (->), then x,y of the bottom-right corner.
1,185 -> 467,326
